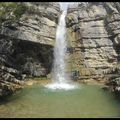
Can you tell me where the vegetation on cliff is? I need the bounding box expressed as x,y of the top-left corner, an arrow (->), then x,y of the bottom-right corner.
0,2 -> 26,26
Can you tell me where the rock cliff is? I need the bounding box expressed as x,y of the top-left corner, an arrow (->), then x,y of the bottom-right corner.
0,2 -> 60,96
0,2 -> 120,96
66,2 -> 120,93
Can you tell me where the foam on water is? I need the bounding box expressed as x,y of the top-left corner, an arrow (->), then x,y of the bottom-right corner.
45,83 -> 77,90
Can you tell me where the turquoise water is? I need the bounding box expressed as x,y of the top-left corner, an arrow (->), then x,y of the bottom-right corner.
0,84 -> 120,118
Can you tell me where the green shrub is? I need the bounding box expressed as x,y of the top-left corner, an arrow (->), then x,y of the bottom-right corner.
0,2 -> 26,25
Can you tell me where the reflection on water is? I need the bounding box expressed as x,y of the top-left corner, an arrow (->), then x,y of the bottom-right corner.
0,84 -> 120,118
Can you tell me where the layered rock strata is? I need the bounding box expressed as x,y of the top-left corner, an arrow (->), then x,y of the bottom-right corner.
0,2 -> 60,96
66,2 -> 120,92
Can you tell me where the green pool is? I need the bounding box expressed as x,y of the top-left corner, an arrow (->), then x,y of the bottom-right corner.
0,84 -> 120,118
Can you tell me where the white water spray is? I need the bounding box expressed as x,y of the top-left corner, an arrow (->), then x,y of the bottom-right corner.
45,3 -> 77,90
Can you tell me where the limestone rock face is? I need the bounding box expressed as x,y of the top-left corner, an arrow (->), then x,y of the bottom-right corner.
0,2 -> 60,96
66,2 -> 120,79
0,2 -> 60,46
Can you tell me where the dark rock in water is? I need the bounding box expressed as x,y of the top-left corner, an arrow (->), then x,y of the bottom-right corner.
102,86 -> 109,91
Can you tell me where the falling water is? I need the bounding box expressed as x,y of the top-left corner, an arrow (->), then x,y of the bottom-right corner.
53,4 -> 68,83
45,3 -> 77,90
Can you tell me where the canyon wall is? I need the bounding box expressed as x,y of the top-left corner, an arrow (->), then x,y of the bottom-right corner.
0,2 -> 60,96
66,2 -> 120,92
0,2 -> 120,96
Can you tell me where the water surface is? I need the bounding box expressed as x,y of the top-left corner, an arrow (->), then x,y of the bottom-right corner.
0,84 -> 120,118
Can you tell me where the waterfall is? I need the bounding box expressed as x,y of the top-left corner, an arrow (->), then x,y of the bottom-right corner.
45,3 -> 77,90
52,4 -> 68,84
